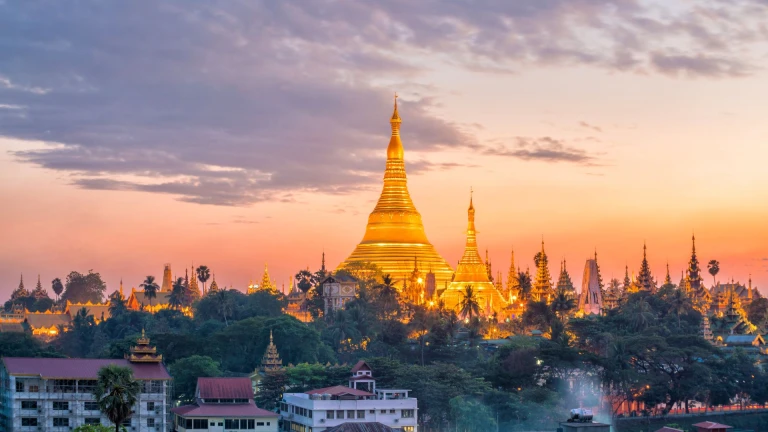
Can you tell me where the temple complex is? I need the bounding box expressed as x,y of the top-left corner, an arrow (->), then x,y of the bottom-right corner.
337,96 -> 454,287
441,194 -> 507,317
249,263 -> 277,294
125,329 -> 163,363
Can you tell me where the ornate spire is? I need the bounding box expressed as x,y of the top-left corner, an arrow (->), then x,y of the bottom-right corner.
636,242 -> 655,292
31,274 -> 49,300
125,329 -> 162,363
532,240 -> 553,302
208,273 -> 219,294
506,248 -> 519,295
119,279 -> 125,299
321,250 -> 326,273
594,249 -> 604,292
687,234 -> 703,291
161,264 -> 173,292
189,264 -> 200,300
556,259 -> 575,294
339,97 -> 454,287
11,274 -> 30,300
261,329 -> 283,372
664,262 -> 672,286
259,263 -> 276,293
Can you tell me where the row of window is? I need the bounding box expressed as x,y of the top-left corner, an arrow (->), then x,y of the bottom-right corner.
15,379 -> 164,394
19,400 -> 158,412
21,418 -> 157,427
202,398 -> 249,403
281,404 -> 415,421
178,418 -> 271,430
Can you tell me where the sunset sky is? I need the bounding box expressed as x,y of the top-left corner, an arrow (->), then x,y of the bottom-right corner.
2,1 -> 768,299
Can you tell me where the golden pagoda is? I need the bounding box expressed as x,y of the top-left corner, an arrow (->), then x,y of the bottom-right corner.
441,193 -> 507,316
261,330 -> 283,372
531,241 -> 553,302
161,263 -> 173,292
208,273 -> 219,294
125,329 -> 162,363
337,96 -> 454,286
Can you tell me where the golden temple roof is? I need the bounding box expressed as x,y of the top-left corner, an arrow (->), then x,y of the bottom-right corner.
338,95 -> 454,286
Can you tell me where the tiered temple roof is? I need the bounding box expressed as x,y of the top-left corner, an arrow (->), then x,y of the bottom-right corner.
261,330 -> 283,372
635,243 -> 655,293
532,241 -> 553,302
11,274 -> 29,300
125,329 -> 163,363
31,275 -> 49,300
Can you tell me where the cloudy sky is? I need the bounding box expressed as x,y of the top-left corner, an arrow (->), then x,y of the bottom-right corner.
2,0 -> 767,297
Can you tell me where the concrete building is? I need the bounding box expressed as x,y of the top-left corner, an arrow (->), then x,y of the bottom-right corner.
171,377 -> 277,432
0,357 -> 171,431
280,361 -> 418,432
321,275 -> 357,316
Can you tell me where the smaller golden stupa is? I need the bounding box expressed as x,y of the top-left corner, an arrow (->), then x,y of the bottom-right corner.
441,192 -> 507,316
261,330 -> 283,372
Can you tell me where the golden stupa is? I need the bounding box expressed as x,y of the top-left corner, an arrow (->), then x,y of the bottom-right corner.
441,193 -> 508,316
338,96 -> 454,287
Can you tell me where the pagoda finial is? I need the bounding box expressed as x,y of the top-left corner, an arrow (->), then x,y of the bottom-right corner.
321,250 -> 326,272
270,329 -> 274,343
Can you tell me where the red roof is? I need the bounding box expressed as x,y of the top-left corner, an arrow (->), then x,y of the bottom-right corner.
351,360 -> 371,373
692,422 -> 733,430
655,428 -> 684,432
2,357 -> 171,380
306,385 -> 373,397
171,402 -> 275,418
197,377 -> 253,399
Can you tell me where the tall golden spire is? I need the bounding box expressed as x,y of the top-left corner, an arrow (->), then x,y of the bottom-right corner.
339,96 -> 454,286
441,192 -> 507,316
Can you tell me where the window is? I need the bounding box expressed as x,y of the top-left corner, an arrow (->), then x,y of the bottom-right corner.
85,418 -> 100,425
247,419 -> 255,429
224,419 -> 237,429
235,398 -> 248,403
390,409 -> 395,414
326,410 -> 335,419
193,419 -> 208,428
380,409 -> 386,414
369,410 -> 375,414
85,401 -> 99,411
15,381 -> 24,392
21,400 -> 37,410
308,410 -> 313,418
336,410 -> 344,419
357,410 -> 365,419
402,409 -> 415,418
53,418 -> 69,427
280,402 -> 288,412
147,418 -> 155,427
78,380 -> 97,393
53,401 -> 69,410
403,427 -> 415,432
28,384 -> 39,392
21,418 -> 37,426
53,379 -> 76,393
147,401 -> 155,411
185,419 -> 192,428
347,410 -> 355,419
121,418 -> 131,427
257,422 -> 264,426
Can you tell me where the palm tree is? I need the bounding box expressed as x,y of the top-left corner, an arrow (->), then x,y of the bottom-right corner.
628,299 -> 655,331
196,265 -> 211,293
51,277 -> 64,301
459,285 -> 480,320
214,289 -> 233,326
108,293 -> 127,318
93,364 -> 141,432
550,288 -> 576,319
140,276 -> 159,307
376,274 -> 400,319
328,309 -> 361,350
411,306 -> 433,366
707,260 -> 720,287
169,277 -> 185,310
445,310 -> 459,344
669,288 -> 692,329
518,271 -> 532,301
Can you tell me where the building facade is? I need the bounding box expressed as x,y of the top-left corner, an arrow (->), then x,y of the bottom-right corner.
280,361 -> 418,432
321,275 -> 357,316
0,356 -> 172,431
171,377 -> 277,432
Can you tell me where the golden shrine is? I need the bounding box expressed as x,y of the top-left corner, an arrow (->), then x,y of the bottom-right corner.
125,329 -> 163,363
337,96 -> 454,287
441,194 -> 507,316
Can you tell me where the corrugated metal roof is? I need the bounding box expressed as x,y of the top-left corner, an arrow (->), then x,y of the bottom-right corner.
325,422 -> 394,432
197,377 -> 253,399
171,402 -> 275,417
692,421 -> 733,429
2,357 -> 171,380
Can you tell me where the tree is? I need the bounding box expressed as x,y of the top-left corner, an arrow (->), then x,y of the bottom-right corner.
93,365 -> 141,432
62,270 -> 107,303
51,277 -> 64,301
295,269 -> 318,294
707,260 -> 720,286
257,369 -> 288,410
747,298 -> 768,330
169,355 -> 222,403
518,271 -> 532,300
169,277 -> 185,310
108,292 -> 127,318
374,274 -> 400,319
450,396 -> 497,432
550,288 -> 576,319
72,307 -> 97,356
459,285 -> 480,320
214,289 -> 233,325
140,276 -> 159,307
196,265 -> 211,293
667,288 -> 692,329
73,425 -> 117,432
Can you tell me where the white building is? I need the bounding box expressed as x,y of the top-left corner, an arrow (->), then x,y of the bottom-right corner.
171,377 -> 278,432
0,357 -> 171,431
280,361 -> 418,432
